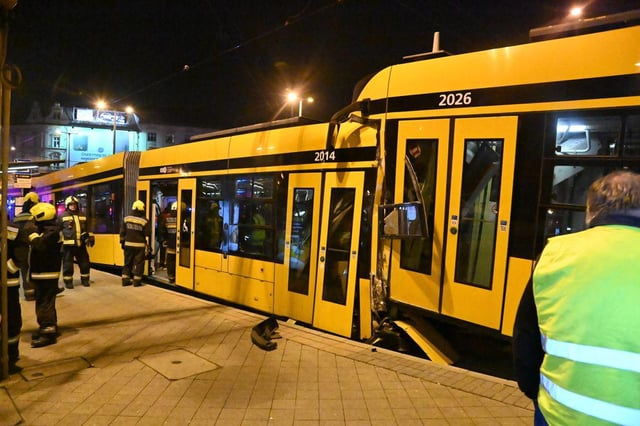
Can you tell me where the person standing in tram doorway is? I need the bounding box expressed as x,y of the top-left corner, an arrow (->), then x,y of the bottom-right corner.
59,196 -> 94,288
120,200 -> 151,287
514,170 -> 640,426
160,201 -> 178,283
12,191 -> 41,300
28,202 -> 63,348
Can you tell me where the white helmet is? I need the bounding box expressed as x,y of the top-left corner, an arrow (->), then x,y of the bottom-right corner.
65,195 -> 79,209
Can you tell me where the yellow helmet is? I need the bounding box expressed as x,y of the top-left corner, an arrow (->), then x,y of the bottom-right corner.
132,200 -> 145,211
30,202 -> 57,222
22,191 -> 40,212
170,201 -> 187,211
65,195 -> 79,209
24,191 -> 40,204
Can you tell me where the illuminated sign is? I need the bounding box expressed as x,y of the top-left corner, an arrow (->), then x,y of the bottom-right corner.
74,108 -> 129,127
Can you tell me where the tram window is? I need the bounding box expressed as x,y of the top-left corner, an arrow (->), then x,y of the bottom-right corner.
92,183 -> 119,234
544,209 -> 587,237
623,115 -> 640,157
551,166 -> 608,206
287,188 -> 315,295
236,176 -> 274,199
323,188 -> 355,305
195,178 -> 224,251
555,116 -> 620,156
400,139 -> 437,274
228,174 -> 284,260
178,189 -> 192,268
455,139 -> 503,289
59,188 -> 110,232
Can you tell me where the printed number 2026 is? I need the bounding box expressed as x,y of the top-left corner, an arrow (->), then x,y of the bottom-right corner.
438,92 -> 472,107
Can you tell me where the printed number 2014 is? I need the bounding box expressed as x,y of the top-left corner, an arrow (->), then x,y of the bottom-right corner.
438,92 -> 472,107
315,150 -> 336,162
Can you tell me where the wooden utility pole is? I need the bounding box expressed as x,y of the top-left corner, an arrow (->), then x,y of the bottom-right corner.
1,0 -> 19,381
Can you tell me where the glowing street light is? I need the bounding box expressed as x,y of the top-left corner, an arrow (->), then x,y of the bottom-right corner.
286,91 -> 314,117
569,6 -> 584,18
95,101 -> 134,154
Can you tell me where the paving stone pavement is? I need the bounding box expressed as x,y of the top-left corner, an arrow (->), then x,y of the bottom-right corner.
1,268 -> 533,425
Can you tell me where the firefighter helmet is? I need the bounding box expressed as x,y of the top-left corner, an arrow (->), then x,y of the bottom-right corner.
132,200 -> 145,211
65,196 -> 79,209
30,202 -> 57,222
23,191 -> 40,212
171,201 -> 186,211
24,191 -> 40,205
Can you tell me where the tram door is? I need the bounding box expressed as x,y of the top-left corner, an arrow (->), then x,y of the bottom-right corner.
312,171 -> 365,337
389,119 -> 451,313
175,178 -> 196,289
442,116 -> 517,329
274,173 -> 322,323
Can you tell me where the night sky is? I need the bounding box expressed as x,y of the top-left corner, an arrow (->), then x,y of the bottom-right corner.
5,1 -> 639,129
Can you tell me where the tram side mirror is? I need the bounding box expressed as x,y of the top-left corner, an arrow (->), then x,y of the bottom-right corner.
380,202 -> 428,239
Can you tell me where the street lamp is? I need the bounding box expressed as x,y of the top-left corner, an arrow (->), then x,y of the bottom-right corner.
286,91 -> 314,117
95,101 -> 134,154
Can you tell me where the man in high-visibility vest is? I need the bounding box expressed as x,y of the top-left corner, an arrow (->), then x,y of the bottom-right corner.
515,170 -> 640,425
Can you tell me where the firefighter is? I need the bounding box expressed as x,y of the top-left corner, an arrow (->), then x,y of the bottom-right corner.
28,202 -> 63,348
160,201 -> 178,283
3,202 -> 24,372
59,196 -> 94,288
120,200 -> 151,287
12,191 -> 40,300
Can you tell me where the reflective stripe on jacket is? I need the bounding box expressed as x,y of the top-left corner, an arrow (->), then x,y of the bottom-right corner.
60,211 -> 88,246
120,213 -> 150,248
534,225 -> 640,425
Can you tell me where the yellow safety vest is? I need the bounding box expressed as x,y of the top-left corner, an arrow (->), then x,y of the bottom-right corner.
534,225 -> 640,425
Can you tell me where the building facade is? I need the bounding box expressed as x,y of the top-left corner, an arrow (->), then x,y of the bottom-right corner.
9,102 -> 215,170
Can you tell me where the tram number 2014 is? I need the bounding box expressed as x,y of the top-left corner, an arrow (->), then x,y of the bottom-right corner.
438,92 -> 472,107
314,150 -> 336,162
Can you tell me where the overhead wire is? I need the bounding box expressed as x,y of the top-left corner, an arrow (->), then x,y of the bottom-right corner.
114,0 -> 341,105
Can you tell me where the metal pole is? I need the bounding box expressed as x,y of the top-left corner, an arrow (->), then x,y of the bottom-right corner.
1,2 -> 20,380
298,99 -> 302,117
0,9 -> 10,382
0,70 -> 8,382
112,110 -> 117,154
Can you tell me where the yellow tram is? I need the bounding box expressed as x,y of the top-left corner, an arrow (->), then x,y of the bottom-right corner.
32,11 -> 640,362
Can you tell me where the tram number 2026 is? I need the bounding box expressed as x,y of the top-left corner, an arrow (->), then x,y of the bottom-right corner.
438,91 -> 472,107
314,150 -> 336,162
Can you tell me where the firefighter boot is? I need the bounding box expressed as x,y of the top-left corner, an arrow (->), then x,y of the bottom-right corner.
24,288 -> 36,301
31,326 -> 58,348
64,279 -> 74,289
